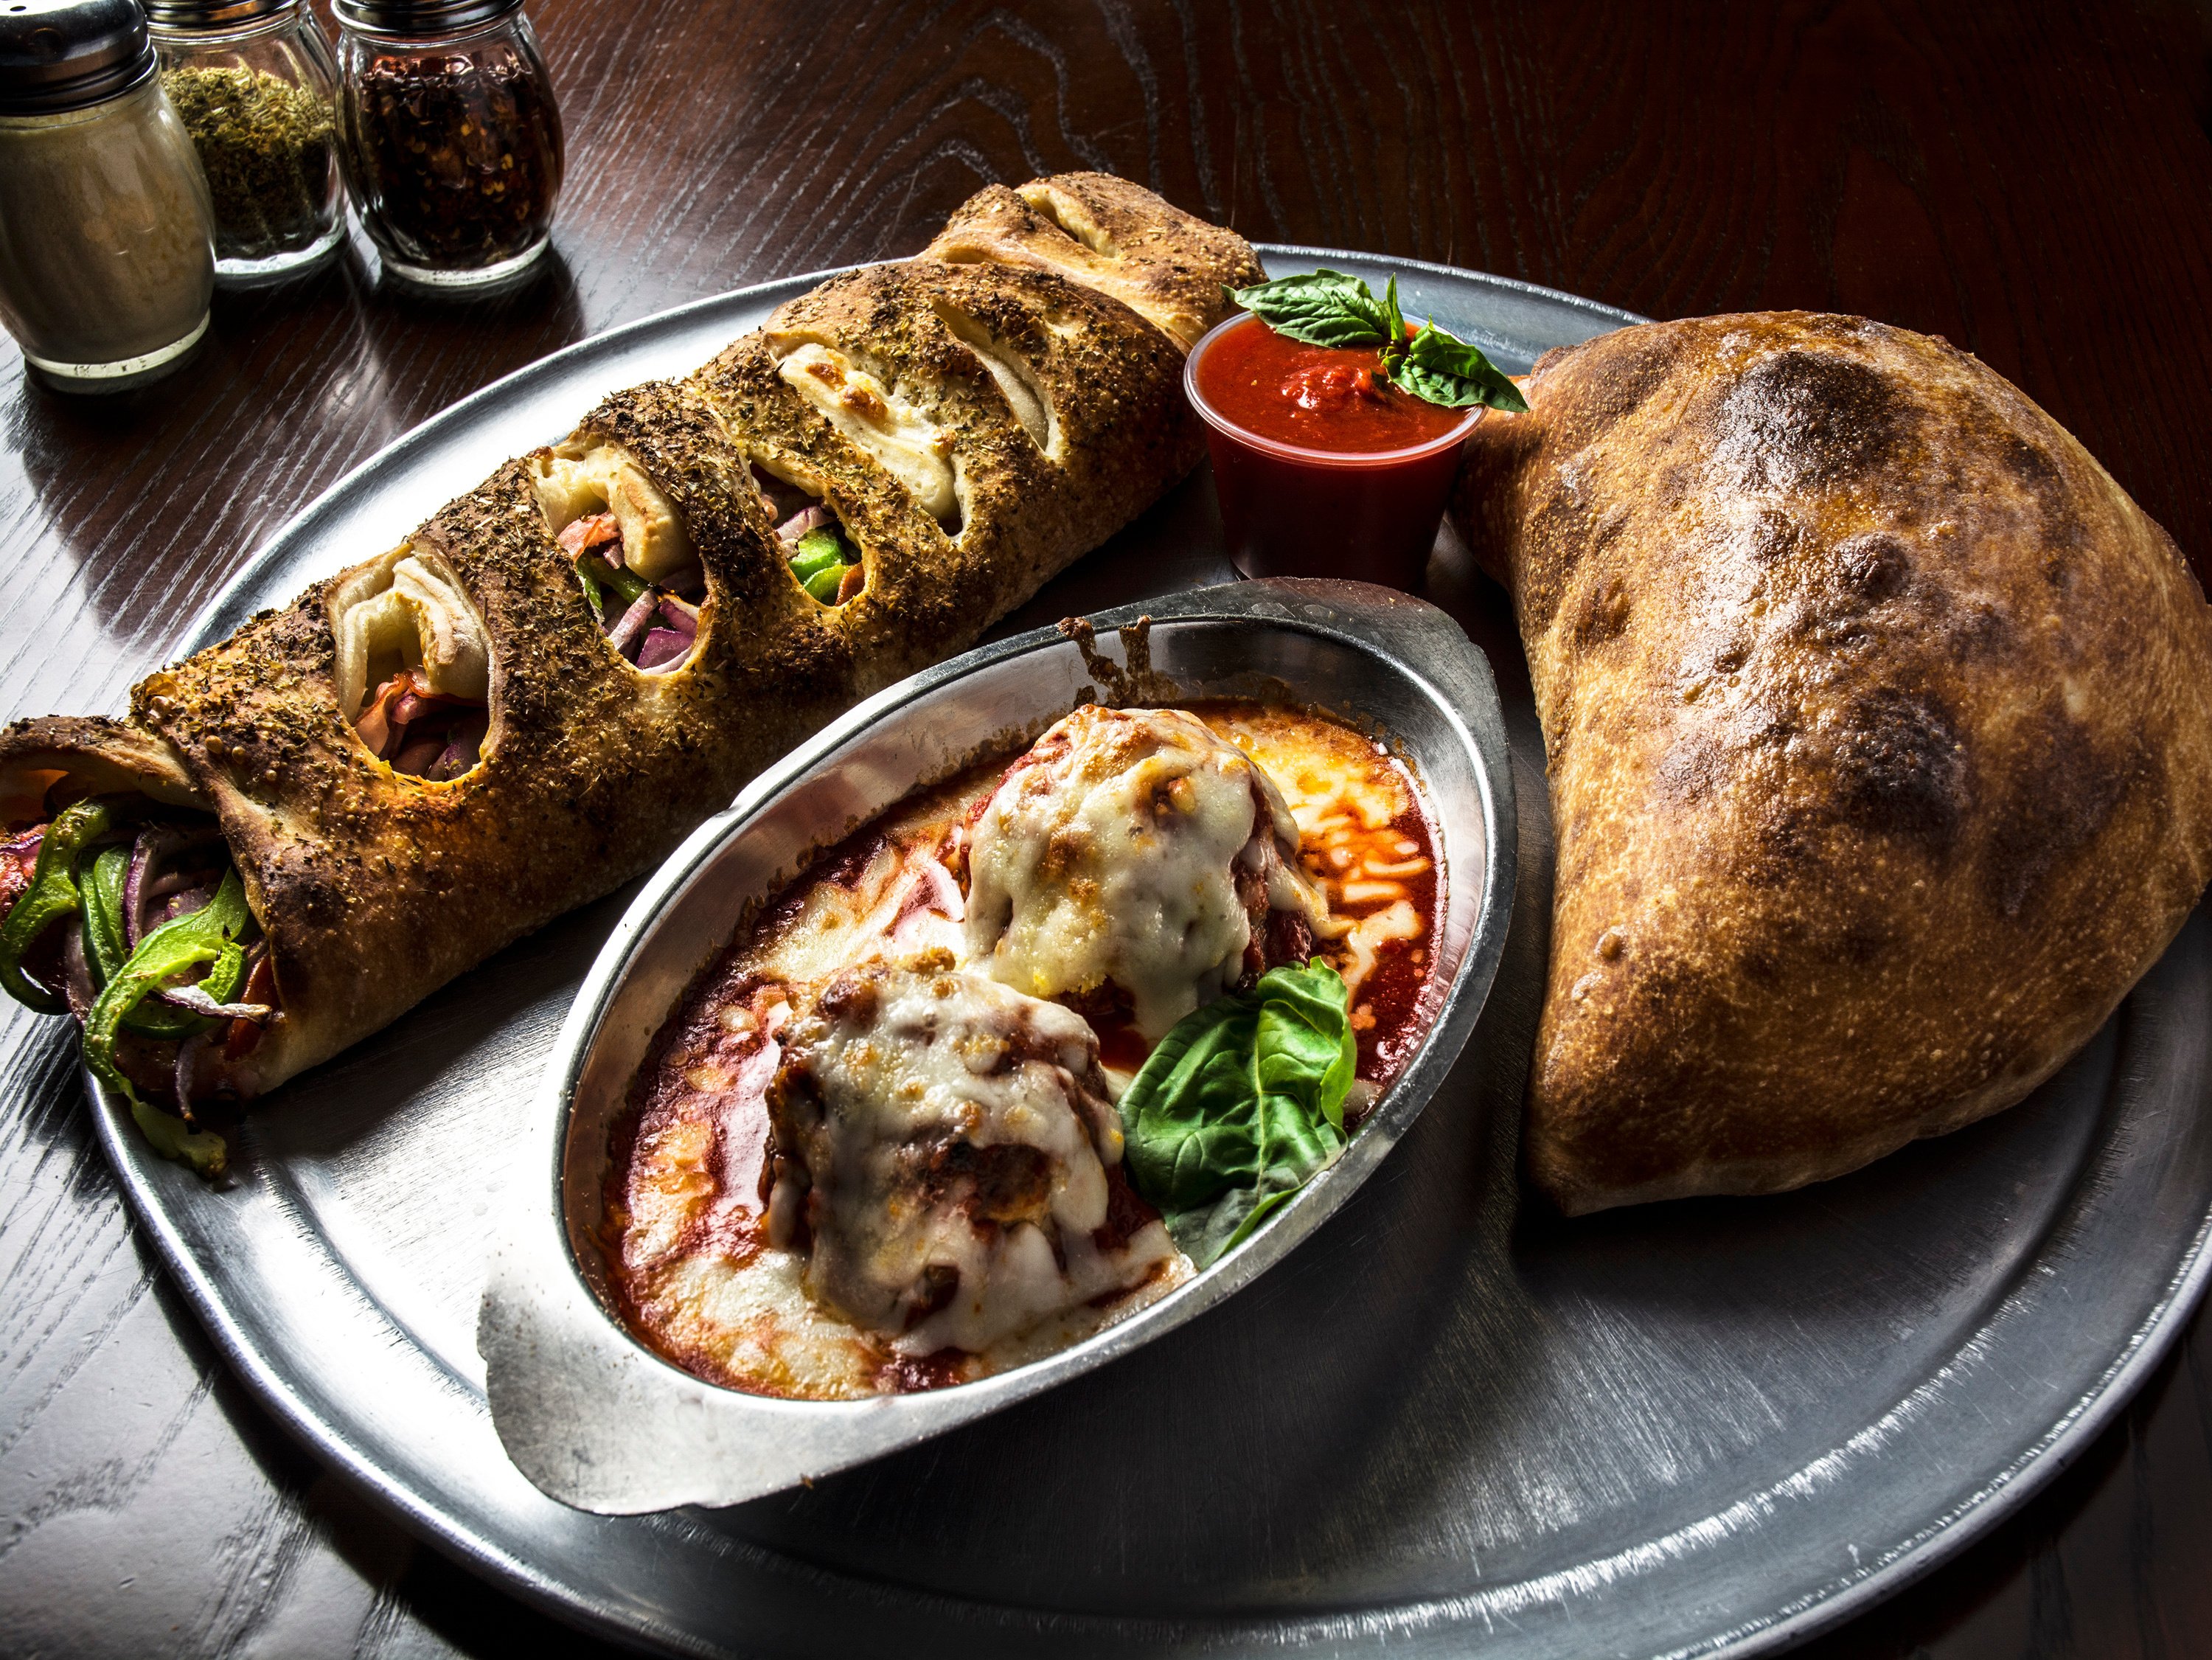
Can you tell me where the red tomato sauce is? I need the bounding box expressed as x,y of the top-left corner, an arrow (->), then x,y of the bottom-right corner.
1194,313 -> 1469,453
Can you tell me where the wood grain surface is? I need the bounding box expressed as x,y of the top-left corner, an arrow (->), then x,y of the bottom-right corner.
4,1 -> 2211,1653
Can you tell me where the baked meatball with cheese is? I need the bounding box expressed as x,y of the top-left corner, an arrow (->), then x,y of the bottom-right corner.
963,704 -> 1328,1041
763,954 -> 1179,1354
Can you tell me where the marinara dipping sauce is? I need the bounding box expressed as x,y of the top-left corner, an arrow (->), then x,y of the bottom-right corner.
1186,311 -> 1482,589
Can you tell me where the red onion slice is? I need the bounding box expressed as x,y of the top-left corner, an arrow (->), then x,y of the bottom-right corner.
125,825 -> 223,948
392,735 -> 447,777
635,628 -> 693,672
174,1029 -> 209,1108
156,883 -> 219,931
60,926 -> 94,1021
605,589 -> 660,656
160,981 -> 274,1021
428,720 -> 487,780
775,505 -> 830,544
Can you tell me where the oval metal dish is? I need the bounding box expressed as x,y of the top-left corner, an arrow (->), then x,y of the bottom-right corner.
479,577 -> 1518,1513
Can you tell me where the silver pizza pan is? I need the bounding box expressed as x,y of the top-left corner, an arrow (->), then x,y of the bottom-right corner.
74,249 -> 2212,1659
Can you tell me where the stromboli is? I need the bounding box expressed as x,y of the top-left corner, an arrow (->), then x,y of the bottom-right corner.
0,173 -> 1262,1164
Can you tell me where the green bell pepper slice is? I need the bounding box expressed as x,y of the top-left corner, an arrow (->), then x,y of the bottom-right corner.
85,844 -> 237,1040
83,867 -> 252,1177
788,528 -> 848,583
81,843 -> 130,983
802,564 -> 846,604
577,550 -> 648,608
0,799 -> 112,1014
574,559 -> 608,626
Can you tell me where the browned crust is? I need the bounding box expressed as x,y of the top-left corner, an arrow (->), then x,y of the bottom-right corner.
693,258 -> 1203,684
0,174 -> 1252,1100
1451,311 -> 2212,1214
924,171 -> 1263,350
0,716 -> 206,823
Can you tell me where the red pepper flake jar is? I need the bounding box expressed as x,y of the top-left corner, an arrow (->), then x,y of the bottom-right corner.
1185,311 -> 1485,592
332,0 -> 563,291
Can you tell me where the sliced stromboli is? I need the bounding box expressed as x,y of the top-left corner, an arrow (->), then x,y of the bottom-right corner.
693,259 -> 1200,684
553,378 -> 858,719
0,400 -> 846,1127
0,173 -> 1259,1169
924,170 -> 1266,350
119,445 -> 797,1098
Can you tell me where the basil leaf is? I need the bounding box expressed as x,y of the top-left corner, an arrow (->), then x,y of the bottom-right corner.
1119,960 -> 1357,1267
1388,322 -> 1530,411
1225,270 -> 1392,350
1378,275 -> 1409,372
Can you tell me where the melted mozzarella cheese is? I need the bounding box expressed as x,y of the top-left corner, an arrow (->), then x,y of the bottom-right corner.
609,703 -> 1436,1400
768,957 -> 1179,1354
964,705 -> 1326,1041
774,342 -> 959,524
328,544 -> 490,718
530,443 -> 693,583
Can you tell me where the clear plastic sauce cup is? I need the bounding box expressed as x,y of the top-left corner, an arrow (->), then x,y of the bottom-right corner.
1185,311 -> 1483,591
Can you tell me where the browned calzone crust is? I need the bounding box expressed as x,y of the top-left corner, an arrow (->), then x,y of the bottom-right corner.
925,172 -> 1263,350
0,173 -> 1250,1094
1452,312 -> 2212,1215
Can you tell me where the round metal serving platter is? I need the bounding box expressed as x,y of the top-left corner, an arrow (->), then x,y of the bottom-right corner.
80,247 -> 2212,1659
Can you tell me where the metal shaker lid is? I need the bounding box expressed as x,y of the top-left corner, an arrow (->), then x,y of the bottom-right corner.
141,0 -> 299,29
0,0 -> 156,117
330,0 -> 522,37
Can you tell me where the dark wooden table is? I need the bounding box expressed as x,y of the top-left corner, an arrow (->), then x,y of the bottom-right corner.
4,2 -> 2211,1653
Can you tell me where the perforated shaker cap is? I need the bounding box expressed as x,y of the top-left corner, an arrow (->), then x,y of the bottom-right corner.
0,0 -> 156,115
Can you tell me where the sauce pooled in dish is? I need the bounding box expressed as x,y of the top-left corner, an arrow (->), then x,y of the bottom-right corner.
602,701 -> 1443,1398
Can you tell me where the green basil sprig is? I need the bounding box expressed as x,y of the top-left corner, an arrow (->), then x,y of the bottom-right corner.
1118,959 -> 1358,1268
1225,270 -> 1530,413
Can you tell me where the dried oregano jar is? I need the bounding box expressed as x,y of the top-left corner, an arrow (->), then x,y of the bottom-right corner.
0,0 -> 217,391
333,0 -> 563,290
146,0 -> 345,284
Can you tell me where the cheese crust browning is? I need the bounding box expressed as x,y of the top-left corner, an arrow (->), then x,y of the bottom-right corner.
604,703 -> 1442,1398
1453,312 -> 2212,1214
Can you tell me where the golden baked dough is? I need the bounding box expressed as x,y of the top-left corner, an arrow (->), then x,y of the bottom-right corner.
1452,312 -> 2212,1214
925,171 -> 1264,350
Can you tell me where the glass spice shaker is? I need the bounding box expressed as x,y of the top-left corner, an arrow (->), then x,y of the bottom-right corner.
331,0 -> 563,291
0,0 -> 217,391
145,0 -> 345,285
